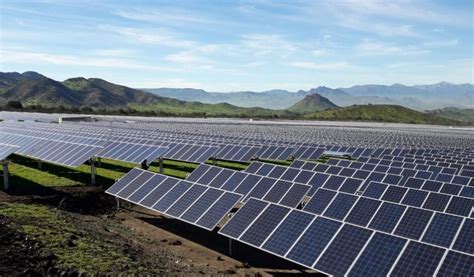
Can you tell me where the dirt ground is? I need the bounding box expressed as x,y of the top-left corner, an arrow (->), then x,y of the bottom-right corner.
0,185 -> 322,276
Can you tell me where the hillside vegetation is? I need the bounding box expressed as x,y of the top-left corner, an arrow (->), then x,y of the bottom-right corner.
303,104 -> 462,125
426,108 -> 474,124
287,93 -> 338,113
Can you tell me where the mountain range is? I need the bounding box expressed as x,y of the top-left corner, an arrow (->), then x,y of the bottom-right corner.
0,71 -> 471,125
145,82 -> 473,110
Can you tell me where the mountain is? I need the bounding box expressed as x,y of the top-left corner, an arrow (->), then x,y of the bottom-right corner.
0,71 -> 47,90
303,104 -> 462,125
287,93 -> 338,113
0,72 -> 291,118
145,82 -> 473,110
426,107 -> 474,124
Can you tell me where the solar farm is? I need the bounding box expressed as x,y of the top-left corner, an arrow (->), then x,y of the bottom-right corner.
1,112 -> 473,276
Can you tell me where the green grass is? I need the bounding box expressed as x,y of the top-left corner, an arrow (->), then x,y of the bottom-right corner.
0,202 -> 143,274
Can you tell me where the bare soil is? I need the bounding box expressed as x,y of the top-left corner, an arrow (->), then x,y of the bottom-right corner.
0,186 -> 322,276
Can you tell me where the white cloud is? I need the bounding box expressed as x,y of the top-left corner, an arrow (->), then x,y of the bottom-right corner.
312,50 -> 327,57
99,25 -> 195,48
1,49 -> 179,72
164,51 -> 209,64
355,40 -> 430,56
289,61 -> 351,70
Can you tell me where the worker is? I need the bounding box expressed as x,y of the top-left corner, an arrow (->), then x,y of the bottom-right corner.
141,159 -> 149,170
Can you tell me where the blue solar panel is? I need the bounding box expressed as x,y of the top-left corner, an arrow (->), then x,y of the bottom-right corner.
197,167 -> 222,184
422,180 -> 442,192
139,178 -> 179,207
422,213 -> 463,248
186,162 -> 213,179
440,183 -> 462,196
128,174 -> 167,203
240,204 -> 290,246
349,232 -> 406,276
106,168 -> 142,195
152,181 -> 193,212
339,178 -> 362,194
234,175 -> 262,196
293,170 -> 314,184
369,202 -> 406,233
315,224 -> 372,276
208,169 -> 234,188
460,186 -> 474,198
381,186 -> 407,203
219,198 -> 268,239
345,198 -> 381,227
243,177 -> 276,202
180,188 -> 224,223
303,189 -> 336,214
268,165 -> 287,178
286,217 -> 341,267
262,210 -> 315,256
391,241 -> 445,276
452,219 -> 473,255
117,171 -> 154,198
401,189 -> 428,207
438,251 -> 474,276
446,197 -> 474,217
165,184 -> 208,217
323,193 -> 357,220
263,180 -> 292,203
195,192 -> 242,230
323,175 -> 345,190
394,207 -> 433,240
255,164 -> 275,176
423,193 -> 450,212
362,182 -> 387,199
245,162 -> 262,174
279,184 -> 310,208
220,172 -> 246,191
280,168 -> 300,181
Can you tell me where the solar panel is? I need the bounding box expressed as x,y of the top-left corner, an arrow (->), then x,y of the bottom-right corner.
261,210 -> 315,256
438,251 -> 474,276
368,202 -> 406,233
303,189 -> 336,214
285,217 -> 341,267
394,207 -> 433,240
239,203 -> 290,246
106,168 -> 143,195
421,213 -> 463,248
0,144 -> 19,160
390,241 -> 445,276
195,192 -> 242,230
452,218 -> 473,254
323,193 -> 357,220
348,232 -> 407,276
315,224 -> 372,276
345,197 -> 381,227
219,198 -> 268,239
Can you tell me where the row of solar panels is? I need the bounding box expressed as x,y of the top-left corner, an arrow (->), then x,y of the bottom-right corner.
105,168 -> 242,230
218,197 -> 472,276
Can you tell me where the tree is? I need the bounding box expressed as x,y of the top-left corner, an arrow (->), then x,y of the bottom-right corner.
6,101 -> 23,109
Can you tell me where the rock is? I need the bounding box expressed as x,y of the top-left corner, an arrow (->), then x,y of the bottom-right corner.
168,240 -> 182,246
217,256 -> 225,261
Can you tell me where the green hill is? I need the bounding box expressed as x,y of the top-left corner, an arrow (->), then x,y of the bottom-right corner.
426,107 -> 474,124
287,93 -> 338,113
0,72 -> 291,118
303,104 -> 463,125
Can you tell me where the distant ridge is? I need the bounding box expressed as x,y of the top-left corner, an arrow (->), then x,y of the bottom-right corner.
287,93 -> 338,113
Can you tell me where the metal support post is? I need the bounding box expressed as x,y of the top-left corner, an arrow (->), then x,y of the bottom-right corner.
90,157 -> 96,186
228,238 -> 233,256
212,157 -> 217,166
159,157 -> 164,174
97,157 -> 101,167
37,160 -> 42,170
2,161 -> 9,191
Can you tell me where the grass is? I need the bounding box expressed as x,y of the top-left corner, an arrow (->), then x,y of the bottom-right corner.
0,202 -> 143,274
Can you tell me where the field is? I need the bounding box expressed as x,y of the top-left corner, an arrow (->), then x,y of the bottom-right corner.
0,155 -> 314,276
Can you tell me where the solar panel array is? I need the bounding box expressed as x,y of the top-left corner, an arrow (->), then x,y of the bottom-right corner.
1,114 -> 473,275
0,144 -> 19,160
219,196 -> 473,276
186,164 -> 310,208
105,168 -> 242,230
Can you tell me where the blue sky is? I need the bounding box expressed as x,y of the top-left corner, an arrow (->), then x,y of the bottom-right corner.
1,0 -> 472,91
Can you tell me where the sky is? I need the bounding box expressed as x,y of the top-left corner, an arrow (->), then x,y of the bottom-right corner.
1,0 -> 473,91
